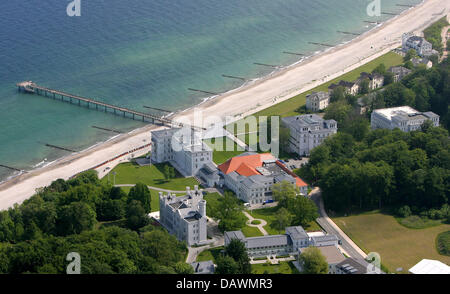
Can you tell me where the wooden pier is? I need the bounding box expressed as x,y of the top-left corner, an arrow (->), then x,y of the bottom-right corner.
16,81 -> 205,131
396,4 -> 414,8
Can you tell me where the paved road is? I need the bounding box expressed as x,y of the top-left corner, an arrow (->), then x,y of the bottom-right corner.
310,188 -> 368,264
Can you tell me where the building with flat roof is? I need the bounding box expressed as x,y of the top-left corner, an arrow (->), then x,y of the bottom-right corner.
306,91 -> 330,112
159,185 -> 207,246
409,259 -> 450,274
371,106 -> 439,132
282,114 -> 337,156
224,226 -> 339,258
218,152 -> 308,204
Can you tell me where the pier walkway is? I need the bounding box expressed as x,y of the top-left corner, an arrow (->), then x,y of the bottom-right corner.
16,81 -> 205,131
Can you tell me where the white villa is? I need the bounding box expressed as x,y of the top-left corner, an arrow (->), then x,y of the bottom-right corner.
159,185 -> 208,246
151,128 -> 219,187
402,33 -> 437,57
281,114 -> 337,157
371,106 -> 439,132
218,152 -> 309,205
306,91 -> 330,112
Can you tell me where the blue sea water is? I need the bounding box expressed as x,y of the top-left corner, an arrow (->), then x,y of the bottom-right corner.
0,0 -> 421,181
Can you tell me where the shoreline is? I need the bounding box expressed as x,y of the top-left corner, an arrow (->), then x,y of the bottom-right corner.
0,1 -> 423,186
1,0 -> 448,210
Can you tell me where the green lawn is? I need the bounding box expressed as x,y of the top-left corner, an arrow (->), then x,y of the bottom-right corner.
249,206 -> 321,235
251,261 -> 299,274
242,225 -> 264,237
101,162 -> 199,190
120,186 -> 185,212
395,215 -> 444,229
196,246 -> 224,263
332,212 -> 450,273
204,137 -> 245,165
203,192 -> 223,218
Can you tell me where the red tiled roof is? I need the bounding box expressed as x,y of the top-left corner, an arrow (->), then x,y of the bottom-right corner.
218,153 -> 308,189
218,153 -> 275,175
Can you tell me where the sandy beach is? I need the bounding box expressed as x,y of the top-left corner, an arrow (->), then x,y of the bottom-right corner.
1,0 -> 449,211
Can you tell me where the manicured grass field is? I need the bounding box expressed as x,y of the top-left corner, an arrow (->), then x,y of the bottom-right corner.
203,192 -> 223,218
120,186 -> 184,212
204,137 -> 245,165
332,212 -> 450,273
242,225 -> 264,237
101,162 -> 199,190
249,206 -> 322,235
196,246 -> 224,263
251,261 -> 299,274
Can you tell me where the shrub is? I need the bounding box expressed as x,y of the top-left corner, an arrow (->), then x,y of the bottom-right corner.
436,231 -> 450,256
398,205 -> 411,218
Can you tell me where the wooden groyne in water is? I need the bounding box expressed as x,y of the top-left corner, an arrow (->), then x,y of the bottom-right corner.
308,42 -> 334,47
0,164 -> 26,173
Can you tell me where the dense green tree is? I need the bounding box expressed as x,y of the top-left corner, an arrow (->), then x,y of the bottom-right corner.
215,255 -> 239,274
272,207 -> 293,232
223,239 -> 251,274
324,100 -> 352,125
97,199 -> 126,221
217,192 -> 247,232
359,79 -> 370,95
174,262 -> 195,274
126,200 -> 149,230
110,186 -> 127,200
271,181 -> 299,208
57,202 -> 97,236
128,183 -> 151,213
330,86 -> 346,103
298,247 -> 328,274
290,196 -> 319,227
404,49 -> 418,62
